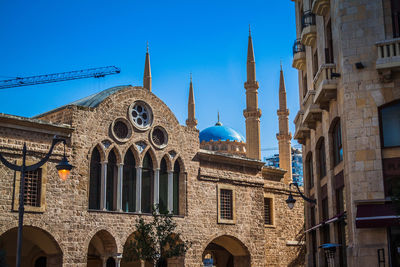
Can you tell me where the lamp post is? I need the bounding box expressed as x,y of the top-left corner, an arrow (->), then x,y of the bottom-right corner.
0,136 -> 73,267
286,182 -> 316,209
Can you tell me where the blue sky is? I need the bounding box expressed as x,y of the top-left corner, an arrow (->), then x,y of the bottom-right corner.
0,0 -> 299,158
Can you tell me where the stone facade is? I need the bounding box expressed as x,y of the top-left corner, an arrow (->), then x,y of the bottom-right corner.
0,34 -> 304,267
291,0 -> 400,266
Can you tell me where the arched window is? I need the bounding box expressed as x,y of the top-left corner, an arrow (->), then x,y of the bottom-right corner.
317,138 -> 326,179
89,147 -> 101,210
306,153 -> 314,189
123,150 -> 136,212
159,158 -> 168,214
173,160 -> 180,215
142,152 -> 154,213
106,150 -> 118,211
332,119 -> 343,166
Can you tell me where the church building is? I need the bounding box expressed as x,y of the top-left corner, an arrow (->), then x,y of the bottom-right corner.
0,31 -> 304,266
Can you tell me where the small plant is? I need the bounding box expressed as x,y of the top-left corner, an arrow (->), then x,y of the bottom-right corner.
123,206 -> 191,267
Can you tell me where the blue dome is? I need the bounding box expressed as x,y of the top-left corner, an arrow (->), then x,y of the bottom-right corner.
199,122 -> 245,143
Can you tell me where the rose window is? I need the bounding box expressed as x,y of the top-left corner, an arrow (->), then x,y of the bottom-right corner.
129,101 -> 153,130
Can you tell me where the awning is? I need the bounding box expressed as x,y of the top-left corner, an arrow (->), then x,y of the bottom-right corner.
356,203 -> 400,228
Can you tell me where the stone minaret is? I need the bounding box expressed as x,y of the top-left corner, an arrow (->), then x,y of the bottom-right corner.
143,42 -> 152,91
277,65 -> 292,184
244,28 -> 261,160
186,74 -> 197,128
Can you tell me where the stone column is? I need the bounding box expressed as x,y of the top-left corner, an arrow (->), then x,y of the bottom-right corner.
100,161 -> 108,210
168,171 -> 173,214
101,256 -> 107,267
117,163 -> 124,212
154,168 -> 160,212
136,166 -> 142,213
114,254 -> 122,267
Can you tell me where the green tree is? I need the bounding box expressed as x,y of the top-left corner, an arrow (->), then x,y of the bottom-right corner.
123,208 -> 190,267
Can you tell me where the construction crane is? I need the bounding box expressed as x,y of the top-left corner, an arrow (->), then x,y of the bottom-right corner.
0,66 -> 121,90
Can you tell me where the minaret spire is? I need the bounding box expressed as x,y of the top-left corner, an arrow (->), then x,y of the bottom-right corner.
277,65 -> 292,184
186,73 -> 197,129
143,41 -> 152,91
244,28 -> 261,160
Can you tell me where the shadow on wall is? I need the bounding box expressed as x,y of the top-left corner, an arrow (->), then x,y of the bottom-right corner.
288,225 -> 306,267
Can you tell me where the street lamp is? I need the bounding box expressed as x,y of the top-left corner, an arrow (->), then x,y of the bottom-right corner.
0,136 -> 73,267
286,182 -> 316,209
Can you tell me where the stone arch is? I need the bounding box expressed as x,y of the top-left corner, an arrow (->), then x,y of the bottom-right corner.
87,230 -> 119,267
202,235 -> 250,267
141,146 -> 158,170
122,145 -> 141,168
161,154 -> 173,172
89,143 -> 106,163
328,116 -> 341,134
0,226 -> 63,267
172,155 -> 185,173
106,145 -> 123,164
121,231 -> 153,267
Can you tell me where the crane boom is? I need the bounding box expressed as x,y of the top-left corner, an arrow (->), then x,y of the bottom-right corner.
0,66 -> 121,89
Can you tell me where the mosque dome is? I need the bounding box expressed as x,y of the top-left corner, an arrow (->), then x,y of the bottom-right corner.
199,121 -> 245,143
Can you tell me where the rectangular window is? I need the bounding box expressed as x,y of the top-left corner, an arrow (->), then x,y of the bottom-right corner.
220,189 -> 233,220
333,120 -> 343,166
318,140 -> 327,179
218,185 -> 235,224
325,19 -> 334,64
391,0 -> 400,37
307,154 -> 314,189
379,100 -> 400,148
313,49 -> 319,78
24,169 -> 42,207
13,161 -> 47,213
303,72 -> 308,98
264,198 -> 273,225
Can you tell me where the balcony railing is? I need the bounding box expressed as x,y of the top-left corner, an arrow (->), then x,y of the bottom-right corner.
376,38 -> 400,70
292,39 -> 306,70
294,111 -> 310,145
312,0 -> 330,16
313,63 -> 338,110
302,90 -> 322,129
301,11 -> 317,46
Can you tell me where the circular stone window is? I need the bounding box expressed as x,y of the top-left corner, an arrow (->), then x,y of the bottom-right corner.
150,126 -> 168,149
129,101 -> 153,131
111,118 -> 132,142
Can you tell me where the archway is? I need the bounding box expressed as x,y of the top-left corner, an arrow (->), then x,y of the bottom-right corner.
0,226 -> 62,267
87,230 -> 118,267
202,235 -> 250,267
121,231 -> 153,267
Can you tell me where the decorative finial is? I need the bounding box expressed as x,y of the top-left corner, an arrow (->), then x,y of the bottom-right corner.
190,72 -> 192,82
215,111 -> 222,126
218,111 -> 220,122
249,24 -> 251,36
280,60 -> 282,71
146,41 -> 149,53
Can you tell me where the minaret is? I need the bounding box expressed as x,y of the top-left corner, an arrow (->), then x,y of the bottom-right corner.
186,73 -> 198,128
277,64 -> 292,184
244,27 -> 261,160
143,42 -> 152,91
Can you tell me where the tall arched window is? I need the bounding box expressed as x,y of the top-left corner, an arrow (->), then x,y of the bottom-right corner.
89,147 -> 101,210
306,153 -> 314,189
123,150 -> 136,212
173,160 -> 180,215
106,150 -> 118,211
159,158 -> 168,214
142,152 -> 154,213
332,119 -> 343,166
317,138 -> 326,179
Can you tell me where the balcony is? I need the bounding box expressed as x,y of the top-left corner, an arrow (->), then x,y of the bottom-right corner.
302,90 -> 322,129
294,111 -> 310,145
292,39 -> 306,70
312,0 -> 330,16
376,38 -> 400,70
301,11 -> 316,46
313,64 -> 338,110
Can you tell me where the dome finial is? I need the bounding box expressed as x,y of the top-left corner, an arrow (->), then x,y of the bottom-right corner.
215,111 -> 222,126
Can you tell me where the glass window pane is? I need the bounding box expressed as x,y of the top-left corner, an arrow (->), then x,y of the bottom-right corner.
159,159 -> 168,214
89,148 -> 101,210
381,101 -> 400,147
123,150 -> 136,212
106,151 -> 117,211
142,153 -> 153,213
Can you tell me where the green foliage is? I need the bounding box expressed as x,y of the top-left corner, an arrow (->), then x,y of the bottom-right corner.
123,207 -> 191,266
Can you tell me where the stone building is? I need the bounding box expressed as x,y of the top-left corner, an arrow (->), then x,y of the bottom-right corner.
0,31 -> 304,267
290,0 -> 400,266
